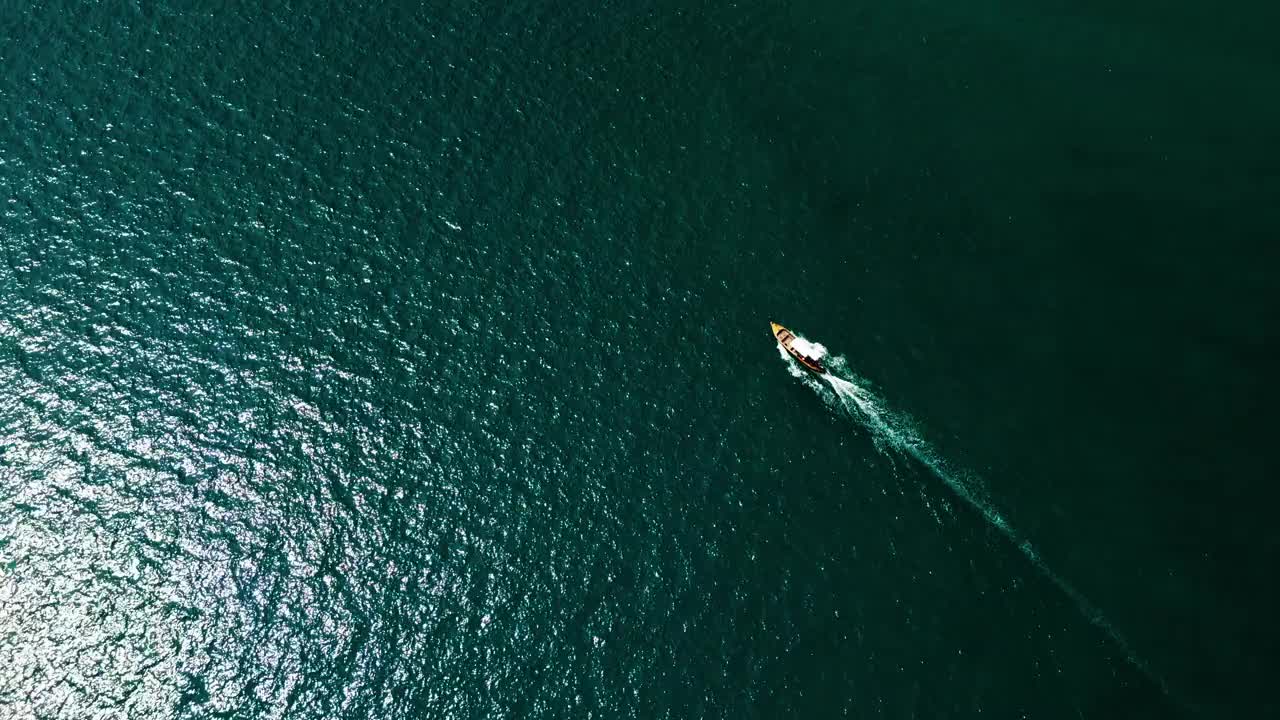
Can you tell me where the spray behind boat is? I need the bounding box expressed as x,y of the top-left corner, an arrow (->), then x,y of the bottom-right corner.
768,321 -> 1178,707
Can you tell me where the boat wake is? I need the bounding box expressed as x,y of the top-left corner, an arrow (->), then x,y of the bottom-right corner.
776,336 -> 1175,703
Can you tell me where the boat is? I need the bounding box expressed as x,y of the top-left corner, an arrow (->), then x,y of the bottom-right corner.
771,321 -> 826,374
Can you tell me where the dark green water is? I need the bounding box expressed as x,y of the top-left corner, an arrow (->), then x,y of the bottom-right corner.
2,1 -> 1276,717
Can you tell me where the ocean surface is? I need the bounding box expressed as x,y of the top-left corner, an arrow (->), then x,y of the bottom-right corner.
2,1 -> 1277,717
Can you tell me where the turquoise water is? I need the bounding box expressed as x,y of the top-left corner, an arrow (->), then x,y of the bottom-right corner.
3,1 -> 1277,717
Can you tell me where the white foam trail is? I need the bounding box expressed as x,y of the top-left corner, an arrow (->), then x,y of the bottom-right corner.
776,334 -> 1175,703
